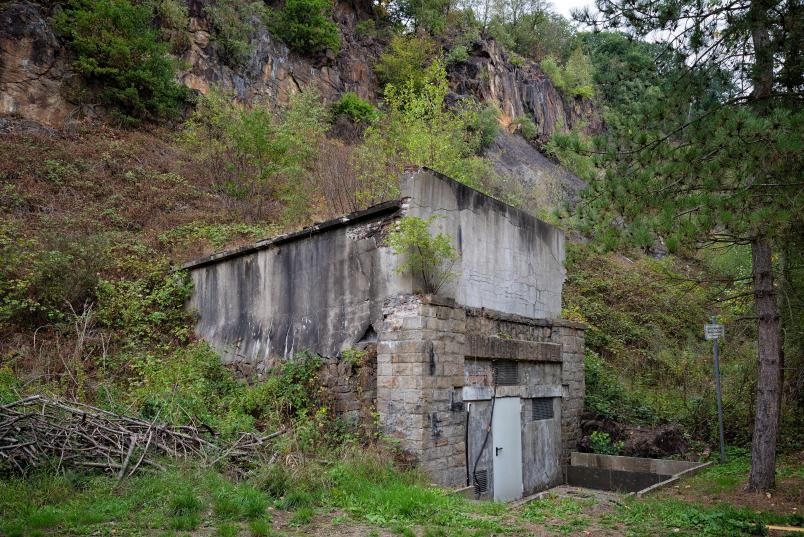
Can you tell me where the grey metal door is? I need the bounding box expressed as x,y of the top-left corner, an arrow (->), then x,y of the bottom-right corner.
492,396 -> 523,501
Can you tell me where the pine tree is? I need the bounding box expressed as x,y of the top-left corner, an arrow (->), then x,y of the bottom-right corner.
572,0 -> 803,490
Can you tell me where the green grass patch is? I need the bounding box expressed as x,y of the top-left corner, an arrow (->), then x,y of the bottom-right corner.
322,454 -> 509,532
609,496 -> 802,536
519,494 -> 594,534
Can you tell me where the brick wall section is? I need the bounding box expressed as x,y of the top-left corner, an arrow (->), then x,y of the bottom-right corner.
465,309 -> 586,463
550,321 -> 585,463
377,295 -> 467,487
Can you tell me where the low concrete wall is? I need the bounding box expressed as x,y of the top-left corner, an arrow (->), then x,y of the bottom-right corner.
568,452 -> 711,495
570,452 -> 704,476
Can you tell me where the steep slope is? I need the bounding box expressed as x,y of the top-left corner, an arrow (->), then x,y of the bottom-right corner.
484,130 -> 587,206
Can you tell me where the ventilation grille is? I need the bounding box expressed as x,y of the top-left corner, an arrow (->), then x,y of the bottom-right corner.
474,469 -> 488,494
532,397 -> 554,420
492,361 -> 518,386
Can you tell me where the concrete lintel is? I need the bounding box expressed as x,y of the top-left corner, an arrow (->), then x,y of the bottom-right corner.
463,384 -> 563,401
467,335 -> 561,362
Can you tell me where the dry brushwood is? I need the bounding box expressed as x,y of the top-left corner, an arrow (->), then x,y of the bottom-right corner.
0,395 -> 282,478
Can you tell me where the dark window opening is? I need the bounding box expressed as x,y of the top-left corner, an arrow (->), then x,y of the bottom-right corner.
532,397 -> 554,420
492,360 -> 518,386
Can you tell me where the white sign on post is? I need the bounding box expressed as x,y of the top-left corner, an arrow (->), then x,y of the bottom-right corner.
704,324 -> 724,340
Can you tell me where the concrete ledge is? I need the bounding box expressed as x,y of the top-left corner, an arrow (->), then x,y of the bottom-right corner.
571,452 -> 705,476
466,335 -> 561,362
634,461 -> 712,497
465,308 -> 587,331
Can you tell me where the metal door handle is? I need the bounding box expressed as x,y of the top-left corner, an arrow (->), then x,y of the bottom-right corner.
495,447 -> 503,456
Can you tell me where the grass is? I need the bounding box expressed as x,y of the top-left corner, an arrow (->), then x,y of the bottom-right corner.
520,494 -> 594,534
608,497 -> 771,536
1,451 -> 803,536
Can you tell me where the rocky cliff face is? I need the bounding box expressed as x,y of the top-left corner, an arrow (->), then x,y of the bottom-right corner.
447,39 -> 602,141
0,0 -> 384,123
0,2 -> 75,126
0,0 -> 598,141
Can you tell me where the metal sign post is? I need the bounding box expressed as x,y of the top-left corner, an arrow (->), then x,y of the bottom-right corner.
705,317 -> 726,464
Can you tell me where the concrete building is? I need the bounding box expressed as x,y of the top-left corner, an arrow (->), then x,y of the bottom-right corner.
182,168 -> 585,501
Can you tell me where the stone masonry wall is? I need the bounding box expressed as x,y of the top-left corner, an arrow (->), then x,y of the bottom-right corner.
376,296 -> 467,487
550,321 -> 585,461
319,346 -> 377,430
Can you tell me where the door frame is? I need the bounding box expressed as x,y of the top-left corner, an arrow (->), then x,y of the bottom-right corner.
491,396 -> 524,501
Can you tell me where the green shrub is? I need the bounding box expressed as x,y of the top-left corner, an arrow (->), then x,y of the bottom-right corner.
128,343 -> 248,434
181,88 -> 328,224
470,103 -> 500,149
541,49 -> 595,100
96,266 -> 194,344
355,19 -> 377,38
584,349 -> 663,425
589,431 -> 624,455
0,367 -> 22,404
159,222 -> 279,250
149,0 -> 189,52
563,47 -> 595,99
509,52 -> 525,67
271,0 -> 340,54
0,225 -> 110,328
127,344 -> 327,438
331,92 -> 378,124
445,45 -> 469,65
356,62 -> 494,196
54,0 -> 187,124
388,216 -> 459,294
206,0 -> 267,66
541,56 -> 566,90
515,116 -> 538,142
374,35 -> 439,94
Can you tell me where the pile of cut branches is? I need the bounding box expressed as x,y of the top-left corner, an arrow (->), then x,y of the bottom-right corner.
0,395 -> 280,478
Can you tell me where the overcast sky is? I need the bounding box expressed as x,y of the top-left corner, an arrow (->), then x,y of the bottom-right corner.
551,0 -> 593,19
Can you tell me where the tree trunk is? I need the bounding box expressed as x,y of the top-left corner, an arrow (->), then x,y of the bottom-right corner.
747,237 -> 781,491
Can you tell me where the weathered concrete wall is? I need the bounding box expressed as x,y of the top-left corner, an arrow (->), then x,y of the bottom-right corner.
376,295 -> 467,487
185,203 -> 409,369
186,169 -> 566,366
400,169 -> 565,319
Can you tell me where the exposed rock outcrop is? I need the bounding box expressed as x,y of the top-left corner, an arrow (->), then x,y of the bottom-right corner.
0,0 -> 599,138
179,0 -> 384,105
0,2 -> 75,125
447,39 -> 602,142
